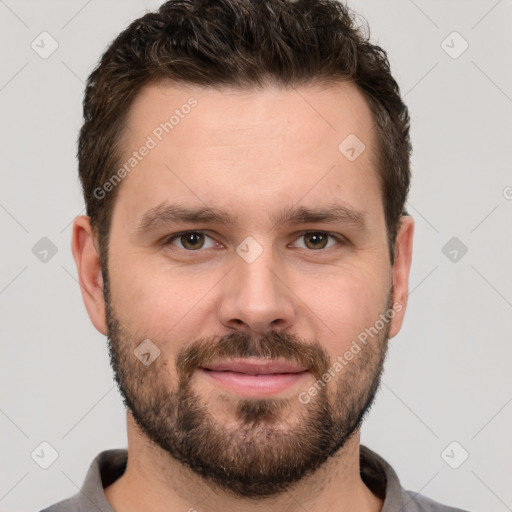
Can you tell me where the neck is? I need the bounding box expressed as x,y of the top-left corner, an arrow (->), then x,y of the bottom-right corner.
105,412 -> 383,512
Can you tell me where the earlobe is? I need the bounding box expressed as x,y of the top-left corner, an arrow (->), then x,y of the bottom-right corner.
388,216 -> 414,339
71,215 -> 109,336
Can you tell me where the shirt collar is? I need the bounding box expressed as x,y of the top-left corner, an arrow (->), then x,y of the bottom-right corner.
50,445 -> 409,511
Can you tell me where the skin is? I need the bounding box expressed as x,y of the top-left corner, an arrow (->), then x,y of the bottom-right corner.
72,81 -> 414,512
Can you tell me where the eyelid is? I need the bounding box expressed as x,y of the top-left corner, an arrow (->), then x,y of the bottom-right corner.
164,229 -> 348,252
291,230 -> 347,249
164,230 -> 219,249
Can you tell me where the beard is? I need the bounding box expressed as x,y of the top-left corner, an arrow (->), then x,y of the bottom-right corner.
102,268 -> 390,499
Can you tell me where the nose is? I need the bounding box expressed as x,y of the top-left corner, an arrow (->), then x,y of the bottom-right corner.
218,250 -> 296,336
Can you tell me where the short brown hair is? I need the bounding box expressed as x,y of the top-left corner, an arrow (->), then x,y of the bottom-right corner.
79,0 -> 411,265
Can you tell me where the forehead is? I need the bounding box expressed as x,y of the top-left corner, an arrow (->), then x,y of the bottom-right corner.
113,80 -> 382,230
123,80 -> 376,152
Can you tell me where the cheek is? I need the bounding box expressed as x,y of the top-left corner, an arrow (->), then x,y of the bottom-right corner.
108,258 -> 219,341
304,264 -> 390,356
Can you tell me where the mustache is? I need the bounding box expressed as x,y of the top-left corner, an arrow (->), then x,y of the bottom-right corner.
176,330 -> 331,383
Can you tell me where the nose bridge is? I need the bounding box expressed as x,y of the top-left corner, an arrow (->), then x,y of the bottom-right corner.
218,237 -> 295,334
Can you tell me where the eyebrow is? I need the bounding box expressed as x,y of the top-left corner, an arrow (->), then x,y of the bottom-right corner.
135,201 -> 367,235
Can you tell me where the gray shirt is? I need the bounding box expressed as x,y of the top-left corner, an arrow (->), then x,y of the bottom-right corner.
39,445 -> 469,511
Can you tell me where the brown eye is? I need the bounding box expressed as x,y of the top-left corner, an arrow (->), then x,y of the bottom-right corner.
180,232 -> 205,250
303,232 -> 329,249
166,231 -> 216,251
304,233 -> 329,249
292,231 -> 342,250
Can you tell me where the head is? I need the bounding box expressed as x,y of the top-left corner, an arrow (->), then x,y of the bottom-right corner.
72,0 -> 414,499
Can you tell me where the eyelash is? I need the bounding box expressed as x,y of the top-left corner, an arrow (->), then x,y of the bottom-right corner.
163,230 -> 347,252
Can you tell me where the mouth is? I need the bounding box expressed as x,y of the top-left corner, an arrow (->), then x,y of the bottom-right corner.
198,359 -> 309,397
201,358 -> 308,375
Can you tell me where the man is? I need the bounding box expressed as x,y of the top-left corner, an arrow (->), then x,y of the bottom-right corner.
41,0 -> 469,511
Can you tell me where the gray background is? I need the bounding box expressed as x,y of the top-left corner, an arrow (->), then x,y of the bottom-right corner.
1,1 -> 511,511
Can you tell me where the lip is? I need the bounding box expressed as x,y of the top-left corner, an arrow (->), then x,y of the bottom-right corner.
198,359 -> 309,397
201,359 -> 307,375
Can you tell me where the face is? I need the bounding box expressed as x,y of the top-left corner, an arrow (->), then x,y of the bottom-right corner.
75,81 -> 413,498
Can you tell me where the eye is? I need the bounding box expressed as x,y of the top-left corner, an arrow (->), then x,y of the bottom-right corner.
163,230 -> 345,253
165,231 -> 218,251
292,231 -> 343,250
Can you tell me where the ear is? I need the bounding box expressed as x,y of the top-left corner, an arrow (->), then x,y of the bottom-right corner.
71,215 -> 108,336
388,215 -> 414,339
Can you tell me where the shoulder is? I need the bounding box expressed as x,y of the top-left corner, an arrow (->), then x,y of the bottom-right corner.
360,445 -> 471,512
38,449 -> 126,512
38,495 -> 80,512
402,490 -> 471,512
